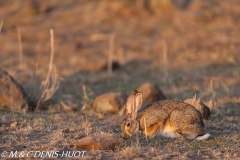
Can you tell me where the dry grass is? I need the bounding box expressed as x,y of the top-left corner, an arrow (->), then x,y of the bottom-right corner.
121,146 -> 141,158
81,85 -> 95,111
0,0 -> 240,159
36,29 -> 60,109
0,21 -> 3,33
17,26 -> 23,70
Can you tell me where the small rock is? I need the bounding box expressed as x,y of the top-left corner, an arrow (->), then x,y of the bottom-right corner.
137,82 -> 166,104
10,122 -> 18,128
92,92 -> 127,114
0,68 -> 28,112
74,135 -> 121,150
184,96 -> 211,120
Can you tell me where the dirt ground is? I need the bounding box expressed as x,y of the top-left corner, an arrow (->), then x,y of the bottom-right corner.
0,0 -> 240,159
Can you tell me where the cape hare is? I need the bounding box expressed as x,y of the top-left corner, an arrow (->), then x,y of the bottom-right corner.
184,96 -> 211,120
121,90 -> 210,140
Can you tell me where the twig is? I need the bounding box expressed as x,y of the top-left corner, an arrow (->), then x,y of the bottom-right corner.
208,77 -> 214,92
81,85 -> 96,111
17,26 -> 23,70
47,29 -> 54,81
162,40 -> 168,81
27,66 -> 37,101
0,21 -> 3,33
144,116 -> 148,143
108,34 -> 115,78
83,85 -> 88,101
81,85 -> 89,111
89,33 -> 116,78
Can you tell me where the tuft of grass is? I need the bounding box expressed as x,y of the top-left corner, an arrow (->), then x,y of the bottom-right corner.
32,118 -> 47,128
49,130 -> 64,146
121,145 -> 141,158
80,118 -> 92,136
22,29 -> 60,112
33,29 -> 60,110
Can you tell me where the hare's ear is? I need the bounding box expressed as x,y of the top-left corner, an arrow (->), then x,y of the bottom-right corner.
125,91 -> 136,114
132,92 -> 143,119
134,92 -> 143,113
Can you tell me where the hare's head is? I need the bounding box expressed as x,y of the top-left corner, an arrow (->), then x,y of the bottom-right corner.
121,90 -> 143,139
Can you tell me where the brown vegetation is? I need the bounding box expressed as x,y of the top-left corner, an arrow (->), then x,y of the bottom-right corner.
0,0 -> 240,159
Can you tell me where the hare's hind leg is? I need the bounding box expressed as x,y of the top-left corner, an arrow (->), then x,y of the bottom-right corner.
143,123 -> 164,138
160,120 -> 180,138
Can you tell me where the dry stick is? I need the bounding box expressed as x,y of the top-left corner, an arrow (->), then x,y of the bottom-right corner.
85,85 -> 96,97
36,29 -> 59,110
83,85 -> 88,101
17,26 -> 23,70
47,29 -> 54,81
108,34 -> 115,78
144,116 -> 148,143
81,85 -> 89,110
209,77 -> 216,100
209,77 -> 214,92
33,63 -> 38,98
0,21 -> 3,33
162,40 -> 168,81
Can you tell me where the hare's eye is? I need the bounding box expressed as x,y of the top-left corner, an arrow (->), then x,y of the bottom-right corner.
126,122 -> 131,127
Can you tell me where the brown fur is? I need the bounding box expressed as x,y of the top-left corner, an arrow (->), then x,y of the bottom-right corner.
137,82 -> 166,104
184,98 -> 211,120
0,68 -> 28,112
121,90 -> 210,140
92,92 -> 127,114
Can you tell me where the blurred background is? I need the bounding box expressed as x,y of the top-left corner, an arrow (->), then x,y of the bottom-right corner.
0,0 -> 240,106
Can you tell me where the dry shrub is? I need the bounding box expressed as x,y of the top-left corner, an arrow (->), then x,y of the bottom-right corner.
121,146 -> 141,158
35,65 -> 60,110
49,130 -> 64,146
27,29 -> 60,111
80,118 -> 92,136
81,85 -> 95,111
